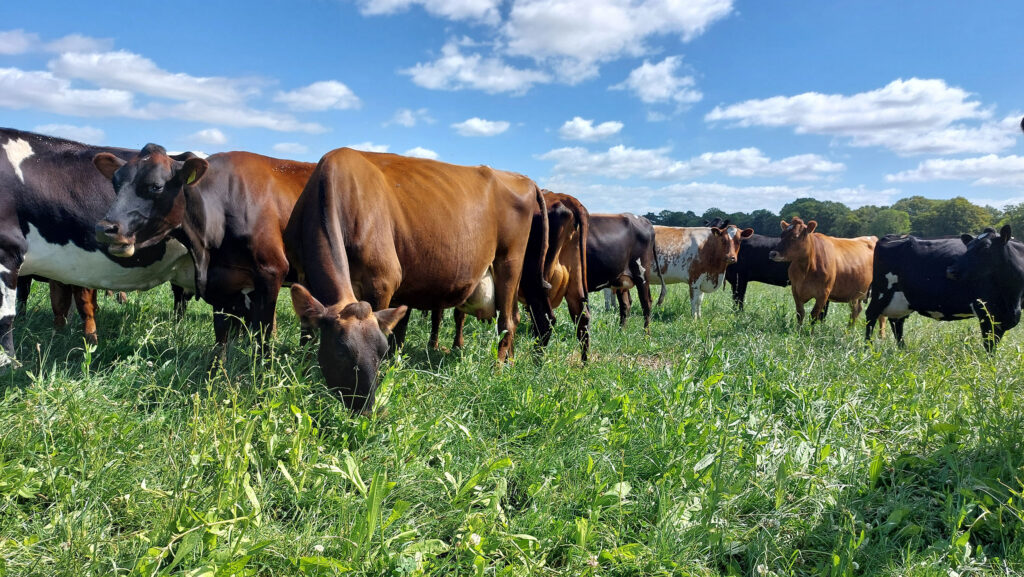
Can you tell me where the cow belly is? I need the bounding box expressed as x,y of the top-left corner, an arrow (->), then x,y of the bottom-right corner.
19,224 -> 196,292
694,272 -> 724,294
880,291 -> 911,318
456,268 -> 496,320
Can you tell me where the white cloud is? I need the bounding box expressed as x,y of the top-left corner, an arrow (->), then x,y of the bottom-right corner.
50,51 -> 258,106
273,142 -> 310,155
503,0 -> 734,82
543,178 -> 897,214
452,117 -> 510,137
404,146 -> 439,159
705,78 -> 1016,156
0,67 -> 141,117
886,155 -> 1024,188
357,0 -> 501,23
144,101 -> 327,133
33,123 -> 105,143
348,141 -> 390,153
558,117 -> 623,141
189,128 -> 228,146
386,108 -> 434,127
539,145 -> 844,181
274,80 -> 361,111
403,40 -> 551,95
611,56 -> 701,106
0,30 -> 39,54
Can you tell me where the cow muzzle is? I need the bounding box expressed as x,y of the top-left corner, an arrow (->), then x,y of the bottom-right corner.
768,250 -> 784,262
95,220 -> 137,258
726,255 -> 737,264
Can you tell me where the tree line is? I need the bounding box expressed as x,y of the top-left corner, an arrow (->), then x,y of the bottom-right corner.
644,196 -> 1024,238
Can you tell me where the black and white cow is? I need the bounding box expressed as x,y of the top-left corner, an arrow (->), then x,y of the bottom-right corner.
864,235 -> 974,346
0,128 -> 196,369
723,233 -> 791,310
946,226 -> 1024,350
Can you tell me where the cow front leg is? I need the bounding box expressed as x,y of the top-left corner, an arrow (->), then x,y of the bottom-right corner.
793,292 -> 806,326
0,255 -> 22,370
689,284 -> 704,319
16,276 -> 31,316
616,289 -> 632,328
453,308 -> 467,349
566,295 -> 590,362
212,304 -> 244,363
428,308 -> 443,350
171,284 -> 190,319
48,280 -> 73,330
72,287 -> 98,345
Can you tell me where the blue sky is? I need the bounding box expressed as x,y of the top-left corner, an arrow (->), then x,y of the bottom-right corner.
3,0 -> 1023,215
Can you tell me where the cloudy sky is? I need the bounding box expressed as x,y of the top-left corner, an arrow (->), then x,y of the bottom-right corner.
2,1 -> 1023,214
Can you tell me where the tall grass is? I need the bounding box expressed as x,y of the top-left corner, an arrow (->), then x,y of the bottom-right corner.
1,283 -> 1021,576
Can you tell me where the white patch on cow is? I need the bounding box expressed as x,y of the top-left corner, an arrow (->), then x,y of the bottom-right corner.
2,137 -> 34,184
0,263 -> 14,368
457,268 -> 496,320
690,290 -> 705,318
655,227 -> 706,285
19,223 -> 196,292
242,287 -> 254,310
885,272 -> 899,289
635,257 -> 646,276
880,290 -> 911,318
726,226 -> 738,238
926,311 -> 944,319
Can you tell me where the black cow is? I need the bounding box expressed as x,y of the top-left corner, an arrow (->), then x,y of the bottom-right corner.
588,213 -> 663,329
722,233 -> 791,310
946,226 -> 1024,350
0,128 -> 196,369
864,235 -> 975,346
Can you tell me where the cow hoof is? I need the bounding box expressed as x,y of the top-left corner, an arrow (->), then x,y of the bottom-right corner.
85,333 -> 98,346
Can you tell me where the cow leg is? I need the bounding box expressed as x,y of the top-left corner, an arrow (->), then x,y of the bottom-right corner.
491,256 -> 525,362
603,288 -> 615,312
212,304 -> 244,362
73,287 -> 98,345
171,284 -> 190,320
847,298 -> 863,327
689,284 -> 704,319
453,308 -> 467,349
629,258 -> 654,331
16,276 -> 31,316
49,280 -> 73,330
810,291 -> 830,324
864,290 -> 889,341
566,295 -> 591,362
890,317 -> 906,347
428,308 -> 443,350
793,292 -> 806,326
616,289 -> 631,328
389,309 -> 411,354
732,277 -> 747,311
0,251 -> 21,370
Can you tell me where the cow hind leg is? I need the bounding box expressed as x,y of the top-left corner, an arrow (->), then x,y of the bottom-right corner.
428,308 -> 443,350
172,284 -> 190,319
0,252 -> 22,370
491,257 -> 524,362
890,317 -> 906,347
616,289 -> 632,328
16,276 -> 31,316
49,280 -> 73,330
689,285 -> 704,319
73,287 -> 98,345
453,309 -> 467,349
566,295 -> 591,362
732,278 -> 747,311
629,259 -> 654,331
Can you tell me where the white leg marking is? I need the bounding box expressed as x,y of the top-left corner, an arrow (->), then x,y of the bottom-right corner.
2,137 -> 34,184
690,288 -> 704,318
0,263 -> 15,368
635,257 -> 646,276
884,272 -> 899,289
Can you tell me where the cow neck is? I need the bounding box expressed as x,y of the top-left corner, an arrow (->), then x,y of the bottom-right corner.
796,233 -> 819,274
173,185 -> 216,298
304,192 -> 358,308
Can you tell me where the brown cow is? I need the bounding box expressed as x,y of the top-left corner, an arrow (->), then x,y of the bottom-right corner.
768,217 -> 877,325
93,144 -> 315,350
653,224 -> 754,317
17,277 -> 99,343
286,148 -> 553,412
429,189 -> 591,360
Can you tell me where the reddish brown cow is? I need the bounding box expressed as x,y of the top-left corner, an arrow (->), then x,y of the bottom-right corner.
430,190 -> 591,360
17,277 -> 99,342
286,148 -> 553,412
768,217 -> 877,325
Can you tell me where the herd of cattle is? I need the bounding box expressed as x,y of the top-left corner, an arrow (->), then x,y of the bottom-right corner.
2,125 -> 1023,412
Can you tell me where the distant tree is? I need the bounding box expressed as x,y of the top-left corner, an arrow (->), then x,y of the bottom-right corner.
834,212 -> 866,237
867,209 -> 912,237
748,209 -> 780,235
779,198 -> 850,234
917,197 -> 992,236
701,208 -> 728,224
998,203 -> 1024,238
891,196 -> 942,235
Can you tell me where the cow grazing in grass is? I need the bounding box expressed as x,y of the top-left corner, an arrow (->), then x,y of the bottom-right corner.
768,217 -> 877,326
93,144 -> 315,352
946,226 -> 1024,350
286,148 -> 553,412
653,224 -> 753,317
588,213 -> 662,330
0,128 -> 201,369
864,235 -> 976,346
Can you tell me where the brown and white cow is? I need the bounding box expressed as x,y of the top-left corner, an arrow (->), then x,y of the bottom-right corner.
286,148 -> 553,412
653,224 -> 754,317
768,217 -> 877,325
93,144 -> 315,350
430,189 -> 592,360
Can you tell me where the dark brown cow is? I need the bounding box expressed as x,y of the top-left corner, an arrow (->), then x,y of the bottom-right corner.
768,217 -> 877,325
430,190 -> 592,360
589,213 -> 662,330
286,148 -> 552,412
93,144 -> 315,349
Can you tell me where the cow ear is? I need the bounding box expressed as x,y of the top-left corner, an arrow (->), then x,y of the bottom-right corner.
740,227 -> 754,239
1000,224 -> 1012,244
806,220 -> 818,234
93,153 -> 126,180
374,305 -> 408,335
710,227 -> 723,236
780,220 -> 789,231
291,284 -> 328,325
179,157 -> 209,187
960,234 -> 974,246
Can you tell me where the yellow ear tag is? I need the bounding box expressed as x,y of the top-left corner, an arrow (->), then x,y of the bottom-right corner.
186,171 -> 197,185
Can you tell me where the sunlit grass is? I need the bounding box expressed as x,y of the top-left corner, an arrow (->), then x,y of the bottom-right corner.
1,283 -> 1021,576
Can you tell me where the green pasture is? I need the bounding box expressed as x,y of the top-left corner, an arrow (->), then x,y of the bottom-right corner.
1,282 -> 1021,576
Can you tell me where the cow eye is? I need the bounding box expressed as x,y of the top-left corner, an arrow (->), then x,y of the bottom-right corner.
148,183 -> 164,194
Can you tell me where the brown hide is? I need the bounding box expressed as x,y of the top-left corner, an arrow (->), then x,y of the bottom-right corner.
771,217 -> 877,325
287,148 -> 551,412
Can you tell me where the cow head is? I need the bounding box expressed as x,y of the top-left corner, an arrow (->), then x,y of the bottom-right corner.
709,224 -> 754,265
92,144 -> 209,257
946,225 -> 1012,282
290,284 -> 407,413
769,217 -> 817,262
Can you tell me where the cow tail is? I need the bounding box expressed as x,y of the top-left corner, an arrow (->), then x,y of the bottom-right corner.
535,186 -> 552,291
561,194 -> 589,295
653,233 -> 668,306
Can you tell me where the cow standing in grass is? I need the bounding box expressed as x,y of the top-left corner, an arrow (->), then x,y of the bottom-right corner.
769,217 -> 877,326
588,213 -> 662,330
653,223 -> 753,317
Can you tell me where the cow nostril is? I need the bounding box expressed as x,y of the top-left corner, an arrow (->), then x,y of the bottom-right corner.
105,224 -> 118,234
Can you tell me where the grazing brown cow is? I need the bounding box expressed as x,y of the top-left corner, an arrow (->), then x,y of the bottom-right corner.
768,217 -> 877,325
653,224 -> 754,317
286,148 -> 553,412
93,144 -> 315,350
430,189 -> 592,360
